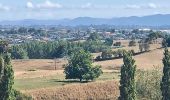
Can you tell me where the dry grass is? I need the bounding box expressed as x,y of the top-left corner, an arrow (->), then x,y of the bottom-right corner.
14,70 -> 64,79
12,40 -> 165,100
94,48 -> 164,70
25,80 -> 119,100
12,58 -> 67,71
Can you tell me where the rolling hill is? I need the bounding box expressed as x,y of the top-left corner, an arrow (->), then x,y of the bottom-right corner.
1,14 -> 170,26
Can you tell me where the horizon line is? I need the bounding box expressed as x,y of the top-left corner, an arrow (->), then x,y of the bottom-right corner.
0,13 -> 169,21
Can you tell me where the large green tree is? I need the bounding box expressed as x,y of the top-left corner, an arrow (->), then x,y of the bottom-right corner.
119,51 -> 136,100
64,49 -> 102,82
161,47 -> 170,100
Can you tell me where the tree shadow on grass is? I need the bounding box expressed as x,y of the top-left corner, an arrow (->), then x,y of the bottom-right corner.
50,79 -> 89,84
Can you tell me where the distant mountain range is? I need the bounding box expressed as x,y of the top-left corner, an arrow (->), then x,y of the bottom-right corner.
1,14 -> 170,26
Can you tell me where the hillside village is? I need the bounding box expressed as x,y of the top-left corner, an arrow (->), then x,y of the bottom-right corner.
0,26 -> 169,45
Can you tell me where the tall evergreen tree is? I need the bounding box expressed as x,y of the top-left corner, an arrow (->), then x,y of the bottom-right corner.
0,55 -> 4,78
161,47 -> 170,100
0,53 -> 14,99
119,51 -> 136,100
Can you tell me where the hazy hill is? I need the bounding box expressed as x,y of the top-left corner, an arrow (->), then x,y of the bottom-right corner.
1,14 -> 170,26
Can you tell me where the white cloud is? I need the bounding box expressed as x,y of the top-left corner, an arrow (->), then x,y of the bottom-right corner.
26,0 -> 62,10
125,3 -> 158,9
37,0 -> 62,9
0,4 -> 10,11
126,5 -> 141,9
148,3 -> 157,9
26,1 -> 34,9
81,3 -> 93,9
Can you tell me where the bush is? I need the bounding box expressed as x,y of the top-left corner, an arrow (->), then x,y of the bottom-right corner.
12,89 -> 32,100
101,50 -> 113,59
104,38 -> 113,46
113,42 -> 121,46
129,40 -> 136,47
136,67 -> 162,100
113,49 -> 125,58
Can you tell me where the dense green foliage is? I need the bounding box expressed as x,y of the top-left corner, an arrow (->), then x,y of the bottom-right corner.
162,35 -> 170,47
104,38 -> 113,46
161,47 -> 170,100
95,49 -> 135,61
11,47 -> 28,59
0,53 -> 14,100
11,32 -> 111,59
119,51 -> 136,100
64,49 -> 103,81
136,68 -> 162,100
11,39 -> 110,59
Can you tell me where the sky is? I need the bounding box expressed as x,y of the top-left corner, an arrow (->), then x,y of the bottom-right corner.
0,0 -> 170,20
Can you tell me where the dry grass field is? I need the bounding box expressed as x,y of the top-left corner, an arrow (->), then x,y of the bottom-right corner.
95,48 -> 163,70
12,40 -> 165,100
25,80 -> 119,100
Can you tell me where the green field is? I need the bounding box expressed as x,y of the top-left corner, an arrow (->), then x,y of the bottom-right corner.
14,71 -> 119,90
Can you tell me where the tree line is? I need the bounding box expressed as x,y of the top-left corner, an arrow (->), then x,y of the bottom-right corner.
11,33 -> 111,59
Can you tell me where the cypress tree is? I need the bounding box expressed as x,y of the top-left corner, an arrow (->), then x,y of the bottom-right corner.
161,47 -> 170,100
0,53 -> 14,99
0,55 -> 4,78
119,51 -> 136,100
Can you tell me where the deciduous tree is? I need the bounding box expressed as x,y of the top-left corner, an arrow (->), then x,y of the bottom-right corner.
64,49 -> 102,82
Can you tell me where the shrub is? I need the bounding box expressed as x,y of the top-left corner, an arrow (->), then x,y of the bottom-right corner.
101,50 -> 113,60
113,49 -> 125,58
12,89 -> 32,100
113,42 -> 121,46
136,67 -> 162,100
129,40 -> 136,47
104,38 -> 113,46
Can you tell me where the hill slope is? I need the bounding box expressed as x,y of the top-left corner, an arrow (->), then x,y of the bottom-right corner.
1,14 -> 170,26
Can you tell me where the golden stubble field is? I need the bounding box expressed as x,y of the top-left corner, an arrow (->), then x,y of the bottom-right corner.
12,40 -> 165,100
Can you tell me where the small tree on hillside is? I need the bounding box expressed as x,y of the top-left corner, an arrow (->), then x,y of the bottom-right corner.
64,49 -> 102,82
104,38 -> 113,46
161,47 -> 170,100
139,42 -> 150,52
119,51 -> 137,100
129,40 -> 136,47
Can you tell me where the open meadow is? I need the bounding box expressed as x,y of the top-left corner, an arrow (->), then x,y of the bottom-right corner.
11,40 -> 165,100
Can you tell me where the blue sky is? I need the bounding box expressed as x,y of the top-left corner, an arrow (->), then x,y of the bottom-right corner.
0,0 -> 170,20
